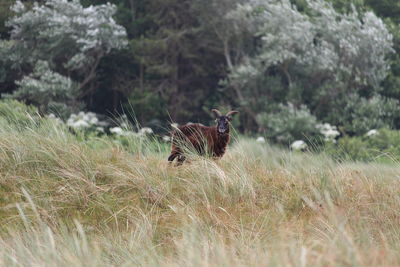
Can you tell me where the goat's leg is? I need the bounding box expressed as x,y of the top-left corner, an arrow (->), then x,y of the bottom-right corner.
168,152 -> 179,163
168,144 -> 181,163
176,155 -> 186,166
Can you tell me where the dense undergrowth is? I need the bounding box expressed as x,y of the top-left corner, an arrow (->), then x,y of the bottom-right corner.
0,106 -> 400,266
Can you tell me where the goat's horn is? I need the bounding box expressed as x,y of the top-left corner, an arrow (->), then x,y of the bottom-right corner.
211,109 -> 222,117
226,110 -> 239,117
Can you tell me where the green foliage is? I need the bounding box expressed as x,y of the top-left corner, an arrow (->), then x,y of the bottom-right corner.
0,40 -> 12,83
125,88 -> 168,128
378,21 -> 400,103
225,0 -> 393,133
2,0 -> 127,112
7,0 -> 127,70
0,0 -> 400,140
0,99 -> 40,129
126,0 -> 225,123
327,129 -> 400,162
363,0 -> 400,127
365,0 -> 400,23
5,61 -> 79,114
0,0 -> 13,37
257,103 -> 319,144
325,0 -> 366,13
328,94 -> 400,135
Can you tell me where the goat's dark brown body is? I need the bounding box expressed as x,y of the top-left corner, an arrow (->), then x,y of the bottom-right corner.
168,124 -> 230,164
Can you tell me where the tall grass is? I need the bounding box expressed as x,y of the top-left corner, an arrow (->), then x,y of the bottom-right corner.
0,114 -> 400,266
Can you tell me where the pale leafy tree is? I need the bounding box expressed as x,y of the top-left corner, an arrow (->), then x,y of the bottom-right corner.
7,60 -> 77,114
307,0 -> 394,88
222,0 -> 393,132
230,0 -> 393,89
255,0 -> 314,87
4,0 -> 127,112
193,0 -> 262,125
193,0 -> 253,70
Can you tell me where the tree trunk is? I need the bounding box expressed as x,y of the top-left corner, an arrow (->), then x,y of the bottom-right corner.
128,0 -> 136,20
222,38 -> 260,130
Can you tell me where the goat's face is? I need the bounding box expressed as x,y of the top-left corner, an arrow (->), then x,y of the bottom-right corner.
212,109 -> 239,134
216,116 -> 230,134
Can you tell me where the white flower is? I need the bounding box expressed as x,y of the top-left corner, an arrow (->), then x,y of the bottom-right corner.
110,127 -> 123,135
317,123 -> 340,142
139,127 -> 153,135
47,113 -> 63,124
323,128 -> 340,141
89,117 -> 98,124
96,127 -> 105,133
291,140 -> 308,151
366,129 -> 378,137
171,123 -> 179,129
256,136 -> 266,143
66,111 -> 106,130
11,1 -> 25,13
72,120 -> 90,129
162,136 -> 171,142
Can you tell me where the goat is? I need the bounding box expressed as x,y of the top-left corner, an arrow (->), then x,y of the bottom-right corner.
167,109 -> 239,164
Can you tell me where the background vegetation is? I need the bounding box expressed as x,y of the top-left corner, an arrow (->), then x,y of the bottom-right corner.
0,0 -> 399,144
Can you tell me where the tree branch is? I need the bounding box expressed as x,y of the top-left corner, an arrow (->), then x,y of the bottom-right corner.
77,50 -> 104,98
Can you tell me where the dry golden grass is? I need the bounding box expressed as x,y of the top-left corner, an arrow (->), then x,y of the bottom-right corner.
0,118 -> 400,266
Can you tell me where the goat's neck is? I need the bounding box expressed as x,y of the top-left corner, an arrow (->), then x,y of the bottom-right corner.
216,128 -> 230,143
212,128 -> 230,157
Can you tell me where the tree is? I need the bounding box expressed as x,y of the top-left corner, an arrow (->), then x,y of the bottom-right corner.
0,0 -> 13,38
3,0 -> 127,113
363,0 -> 400,125
224,0 -> 393,133
192,0 -> 262,129
6,60 -> 79,116
127,0 -> 226,123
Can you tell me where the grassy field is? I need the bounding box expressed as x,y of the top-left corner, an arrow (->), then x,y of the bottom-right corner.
0,115 -> 400,266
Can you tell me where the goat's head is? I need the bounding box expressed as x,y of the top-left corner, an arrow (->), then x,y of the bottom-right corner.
212,109 -> 239,134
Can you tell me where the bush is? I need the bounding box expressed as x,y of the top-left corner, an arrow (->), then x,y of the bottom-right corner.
326,128 -> 400,162
257,103 -> 320,145
328,94 -> 400,135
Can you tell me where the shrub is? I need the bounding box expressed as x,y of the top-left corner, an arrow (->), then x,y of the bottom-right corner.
316,123 -> 340,142
257,103 -> 320,145
66,111 -> 109,136
326,128 -> 400,162
328,94 -> 400,135
5,61 -> 79,115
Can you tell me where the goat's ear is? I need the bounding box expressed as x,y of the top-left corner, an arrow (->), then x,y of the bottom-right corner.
211,109 -> 222,118
226,110 -> 239,120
